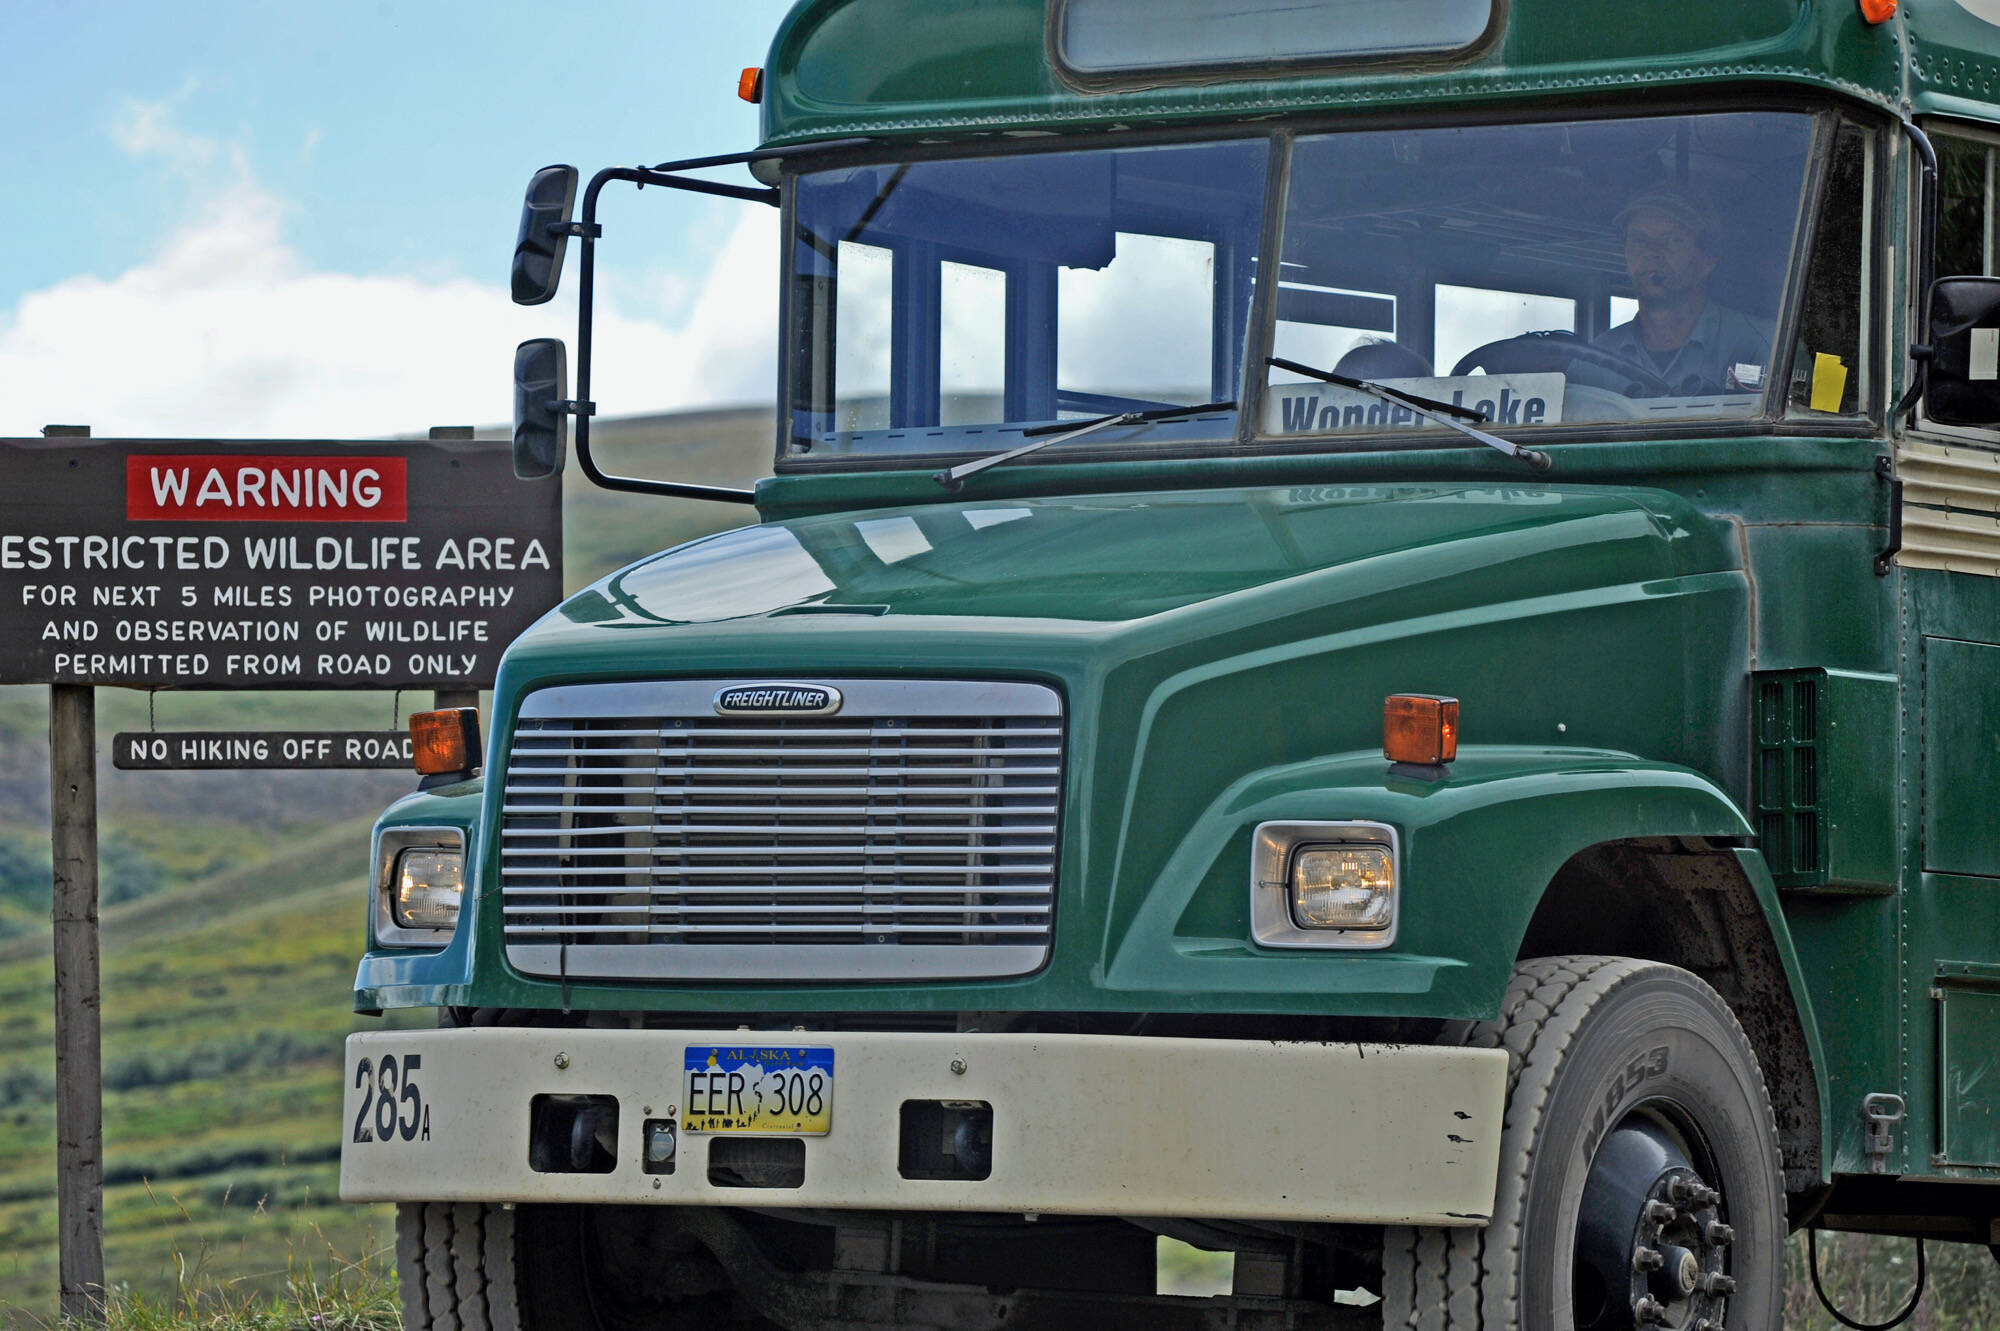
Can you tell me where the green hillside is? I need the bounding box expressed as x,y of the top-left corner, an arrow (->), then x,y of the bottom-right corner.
0,825 -> 424,1316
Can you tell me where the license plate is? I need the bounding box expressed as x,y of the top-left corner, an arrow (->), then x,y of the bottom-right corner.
683,1045 -> 834,1135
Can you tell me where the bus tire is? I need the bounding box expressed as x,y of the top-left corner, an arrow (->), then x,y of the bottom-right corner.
1382,955 -> 1785,1329
397,1201 -> 776,1331
397,1202 -> 524,1331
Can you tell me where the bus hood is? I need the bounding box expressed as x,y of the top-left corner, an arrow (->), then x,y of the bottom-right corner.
415,478 -> 1751,1017
510,482 -> 1736,656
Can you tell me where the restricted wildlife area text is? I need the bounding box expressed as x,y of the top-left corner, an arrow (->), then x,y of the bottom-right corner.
0,534 -> 550,572
0,435 -> 562,687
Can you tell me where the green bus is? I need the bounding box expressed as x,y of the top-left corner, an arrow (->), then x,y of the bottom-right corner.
343,0 -> 2000,1325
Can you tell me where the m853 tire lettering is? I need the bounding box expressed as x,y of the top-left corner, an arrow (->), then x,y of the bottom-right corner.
353,1054 -> 430,1144
1583,1045 -> 1672,1161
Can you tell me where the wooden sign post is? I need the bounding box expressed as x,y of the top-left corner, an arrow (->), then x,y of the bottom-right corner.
41,425 -> 104,1323
51,692 -> 104,1324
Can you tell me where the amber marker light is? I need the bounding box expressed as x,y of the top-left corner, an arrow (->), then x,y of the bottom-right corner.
738,67 -> 765,103
1383,694 -> 1459,766
1859,0 -> 1896,22
411,707 -> 481,777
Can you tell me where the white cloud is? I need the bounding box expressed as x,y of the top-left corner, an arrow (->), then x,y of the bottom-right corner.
0,105 -> 776,439
110,89 -> 225,175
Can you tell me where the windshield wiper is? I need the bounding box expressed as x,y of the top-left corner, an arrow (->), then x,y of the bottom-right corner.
932,399 -> 1236,491
1268,357 -> 1551,472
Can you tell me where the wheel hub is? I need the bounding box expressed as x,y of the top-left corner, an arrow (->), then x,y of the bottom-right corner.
1574,1116 -> 1736,1329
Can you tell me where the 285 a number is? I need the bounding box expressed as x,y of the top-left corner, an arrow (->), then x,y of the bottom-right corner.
352,1053 -> 430,1144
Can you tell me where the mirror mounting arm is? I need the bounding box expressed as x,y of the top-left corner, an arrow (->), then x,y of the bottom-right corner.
1897,117 -> 1939,425
512,140 -> 875,499
568,163 -> 771,503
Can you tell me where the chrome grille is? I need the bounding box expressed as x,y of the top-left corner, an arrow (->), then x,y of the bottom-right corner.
499,679 -> 1062,981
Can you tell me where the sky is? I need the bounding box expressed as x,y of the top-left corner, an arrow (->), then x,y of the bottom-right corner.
0,2 -> 792,439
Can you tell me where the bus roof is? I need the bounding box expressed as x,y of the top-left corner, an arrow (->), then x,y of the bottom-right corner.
758,0 -> 2000,148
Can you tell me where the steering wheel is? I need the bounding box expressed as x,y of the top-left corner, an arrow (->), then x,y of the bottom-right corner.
1451,330 -> 1676,397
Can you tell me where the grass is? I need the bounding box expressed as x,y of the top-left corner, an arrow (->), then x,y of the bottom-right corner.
0,855 -> 423,1319
1785,1228 -> 2000,1330
0,1222 -> 400,1331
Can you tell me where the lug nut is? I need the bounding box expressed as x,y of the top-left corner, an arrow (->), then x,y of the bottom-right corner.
1703,1220 -> 1736,1246
1633,1245 -> 1665,1272
1634,1294 -> 1670,1324
1671,1179 -> 1718,1206
1644,1200 -> 1678,1224
1699,1272 -> 1737,1296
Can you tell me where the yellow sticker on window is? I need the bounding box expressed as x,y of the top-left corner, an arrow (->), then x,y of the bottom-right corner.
1810,352 -> 1849,413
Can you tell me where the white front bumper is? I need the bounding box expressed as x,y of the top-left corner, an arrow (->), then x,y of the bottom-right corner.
340,1027 -> 1504,1226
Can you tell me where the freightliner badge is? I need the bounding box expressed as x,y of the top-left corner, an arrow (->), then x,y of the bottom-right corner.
0,437 -> 562,688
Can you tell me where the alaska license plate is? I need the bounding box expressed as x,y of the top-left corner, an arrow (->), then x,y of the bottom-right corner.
682,1045 -> 834,1135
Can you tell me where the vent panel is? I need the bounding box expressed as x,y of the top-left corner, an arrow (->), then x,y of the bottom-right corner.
1895,441 -> 2000,577
1753,669 -> 1826,890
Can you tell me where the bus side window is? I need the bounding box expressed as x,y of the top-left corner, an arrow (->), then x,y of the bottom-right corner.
1936,130 -> 1994,281
1434,286 -> 1577,377
1788,123 -> 1872,418
1912,126 -> 2000,432
940,260 -> 1006,426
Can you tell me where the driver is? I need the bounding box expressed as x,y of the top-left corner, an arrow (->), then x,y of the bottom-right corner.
1592,188 -> 1773,396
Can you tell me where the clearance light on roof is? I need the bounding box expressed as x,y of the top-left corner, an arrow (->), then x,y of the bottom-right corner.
411,707 -> 481,778
1384,694 -> 1459,767
1859,0 -> 1896,22
738,67 -> 765,103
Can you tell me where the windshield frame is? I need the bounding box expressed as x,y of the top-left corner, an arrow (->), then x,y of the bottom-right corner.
774,97 -> 1880,477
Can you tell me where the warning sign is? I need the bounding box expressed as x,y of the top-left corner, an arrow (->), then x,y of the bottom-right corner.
0,437 -> 561,688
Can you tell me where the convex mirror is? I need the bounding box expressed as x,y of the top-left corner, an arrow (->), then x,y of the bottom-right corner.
1926,276 -> 2000,426
513,338 -> 569,479
513,165 -> 579,306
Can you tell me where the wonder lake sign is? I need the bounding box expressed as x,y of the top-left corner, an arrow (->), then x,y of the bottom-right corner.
0,435 -> 562,688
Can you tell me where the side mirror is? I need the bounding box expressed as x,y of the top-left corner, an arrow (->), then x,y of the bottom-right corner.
1925,276 -> 2000,426
513,339 -> 569,479
512,165 -> 579,305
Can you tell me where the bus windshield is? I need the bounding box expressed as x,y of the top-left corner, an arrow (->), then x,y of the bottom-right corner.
785,110 -> 1827,463
787,138 -> 1270,458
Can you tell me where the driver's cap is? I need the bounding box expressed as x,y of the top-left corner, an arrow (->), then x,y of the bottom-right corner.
1613,187 -> 1720,248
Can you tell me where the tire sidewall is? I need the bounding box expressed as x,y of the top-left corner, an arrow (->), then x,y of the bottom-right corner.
1513,971 -> 1785,1329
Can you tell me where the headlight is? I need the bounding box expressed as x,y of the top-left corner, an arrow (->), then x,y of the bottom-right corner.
1251,820 -> 1399,949
393,848 -> 464,929
374,827 -> 466,945
1289,844 -> 1394,929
